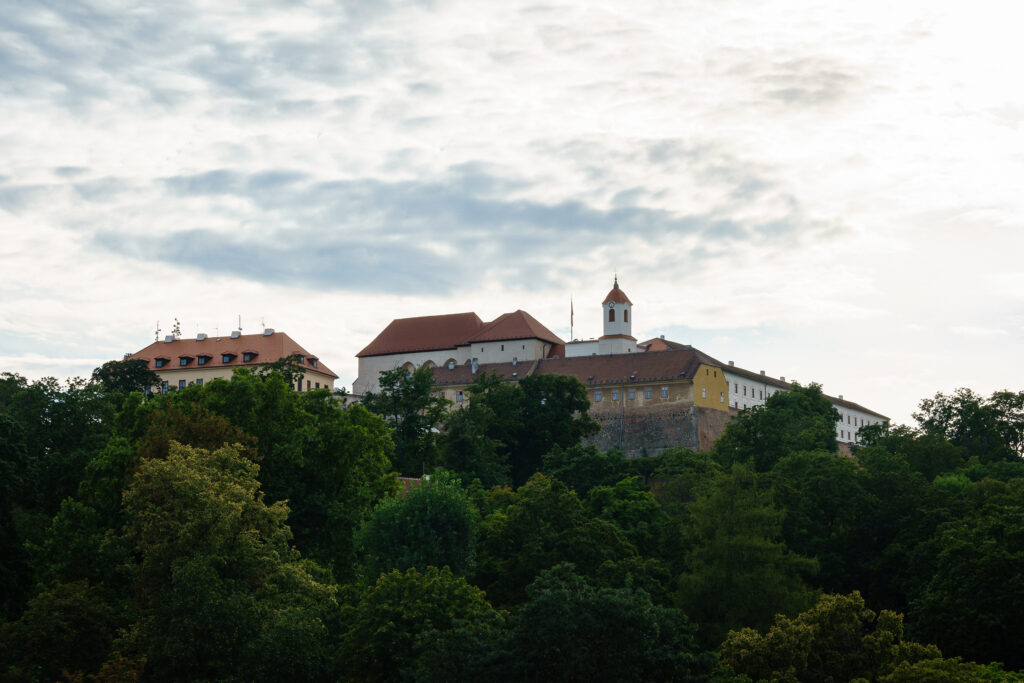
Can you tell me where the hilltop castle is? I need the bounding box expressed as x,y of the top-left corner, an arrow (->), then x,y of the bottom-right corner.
354,279 -> 887,456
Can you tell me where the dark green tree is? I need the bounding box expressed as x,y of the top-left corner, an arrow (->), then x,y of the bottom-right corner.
91,358 -> 160,395
338,566 -> 499,682
357,473 -> 478,578
475,474 -> 636,606
542,444 -> 630,495
677,464 -> 818,648
714,382 -> 840,472
585,476 -> 669,559
507,564 -> 715,682
770,450 -> 877,593
363,365 -> 449,476
915,388 -> 1024,462
909,484 -> 1024,669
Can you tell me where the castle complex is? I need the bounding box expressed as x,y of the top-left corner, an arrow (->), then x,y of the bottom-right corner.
354,279 -> 887,457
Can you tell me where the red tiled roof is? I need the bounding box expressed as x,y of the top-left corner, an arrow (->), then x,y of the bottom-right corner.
128,331 -> 338,378
356,312 -> 484,357
602,278 -> 632,305
432,348 -> 710,387
466,310 -> 564,346
598,333 -> 637,341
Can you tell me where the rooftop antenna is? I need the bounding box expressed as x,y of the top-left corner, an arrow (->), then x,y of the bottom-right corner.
237,314 -> 242,332
261,317 -> 265,331
154,320 -> 161,342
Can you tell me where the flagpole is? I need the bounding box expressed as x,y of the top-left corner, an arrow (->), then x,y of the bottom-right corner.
570,295 -> 574,341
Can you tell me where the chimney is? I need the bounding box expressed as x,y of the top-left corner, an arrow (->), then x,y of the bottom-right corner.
660,334 -> 665,339
728,360 -> 734,366
197,333 -> 207,341
780,376 -> 785,382
471,358 -> 478,375
760,370 -> 765,375
230,330 -> 241,339
839,394 -> 844,400
263,328 -> 274,336
163,335 -> 174,343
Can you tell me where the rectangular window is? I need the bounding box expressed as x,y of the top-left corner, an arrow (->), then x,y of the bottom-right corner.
178,379 -> 186,389
501,344 -> 504,351
243,352 -> 255,362
628,388 -> 636,400
705,368 -> 709,375
161,381 -> 168,394
595,390 -> 603,402
179,358 -> 188,366
155,358 -> 166,368
196,378 -> 203,386
197,356 -> 207,366
296,380 -> 301,392
438,391 -> 445,398
456,391 -> 463,403
222,354 -> 233,363
759,390 -> 763,399
612,389 -> 619,401
847,415 -> 851,424
644,388 -> 652,399
720,391 -> 724,402
306,380 -> 311,391
315,382 -> 320,389
734,383 -> 738,393
310,359 -> 317,368
661,386 -> 668,398
743,386 -> 747,396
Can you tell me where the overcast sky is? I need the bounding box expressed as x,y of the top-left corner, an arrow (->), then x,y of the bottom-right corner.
2,0 -> 1022,424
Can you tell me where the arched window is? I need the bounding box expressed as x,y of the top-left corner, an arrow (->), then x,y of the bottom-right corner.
608,309 -> 615,322
624,309 -> 629,323
401,362 -> 415,374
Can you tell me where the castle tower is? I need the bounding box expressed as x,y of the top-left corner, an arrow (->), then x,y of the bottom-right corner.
598,276 -> 637,355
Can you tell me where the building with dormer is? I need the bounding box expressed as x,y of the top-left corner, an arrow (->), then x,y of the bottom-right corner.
128,329 -> 338,394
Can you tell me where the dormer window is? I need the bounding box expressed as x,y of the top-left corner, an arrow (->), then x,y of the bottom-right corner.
197,355 -> 210,366
222,353 -> 236,364
295,355 -> 305,365
309,358 -> 318,368
179,356 -> 193,367
242,352 -> 256,362
154,357 -> 168,368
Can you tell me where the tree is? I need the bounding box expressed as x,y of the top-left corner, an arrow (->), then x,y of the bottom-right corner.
119,442 -> 336,682
585,476 -> 669,559
676,464 -> 818,648
91,358 -> 160,395
506,564 -> 715,682
357,473 -> 478,578
915,388 -> 1024,463
770,450 -> 877,593
714,382 -> 840,472
475,474 -> 636,606
542,444 -> 630,496
720,592 -> 942,682
909,487 -> 1024,669
338,566 -> 498,682
439,375 -> 511,487
511,374 -> 599,486
362,365 -> 449,476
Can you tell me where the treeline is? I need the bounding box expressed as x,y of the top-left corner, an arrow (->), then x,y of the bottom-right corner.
0,361 -> 1022,681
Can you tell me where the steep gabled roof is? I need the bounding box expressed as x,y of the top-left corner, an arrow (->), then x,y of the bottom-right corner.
465,310 -> 564,346
129,331 -> 338,378
356,312 -> 484,357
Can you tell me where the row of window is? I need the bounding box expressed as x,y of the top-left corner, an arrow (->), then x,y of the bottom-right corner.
594,386 -> 670,402
154,354 -> 317,369
159,377 -> 323,393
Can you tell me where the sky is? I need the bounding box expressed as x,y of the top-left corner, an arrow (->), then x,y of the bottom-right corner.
1,0 -> 1022,425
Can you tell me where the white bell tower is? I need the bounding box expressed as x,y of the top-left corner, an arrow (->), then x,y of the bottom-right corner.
598,276 -> 637,355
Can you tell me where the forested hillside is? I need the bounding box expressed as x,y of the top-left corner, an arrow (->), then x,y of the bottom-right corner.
1,362 -> 1023,681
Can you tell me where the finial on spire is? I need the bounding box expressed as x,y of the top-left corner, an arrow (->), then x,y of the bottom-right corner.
613,273 -> 619,289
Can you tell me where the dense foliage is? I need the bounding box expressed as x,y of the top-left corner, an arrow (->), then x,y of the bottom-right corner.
1,366 -> 1023,680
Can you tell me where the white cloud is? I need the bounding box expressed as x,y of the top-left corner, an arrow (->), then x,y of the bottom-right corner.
1,0 -> 1023,425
